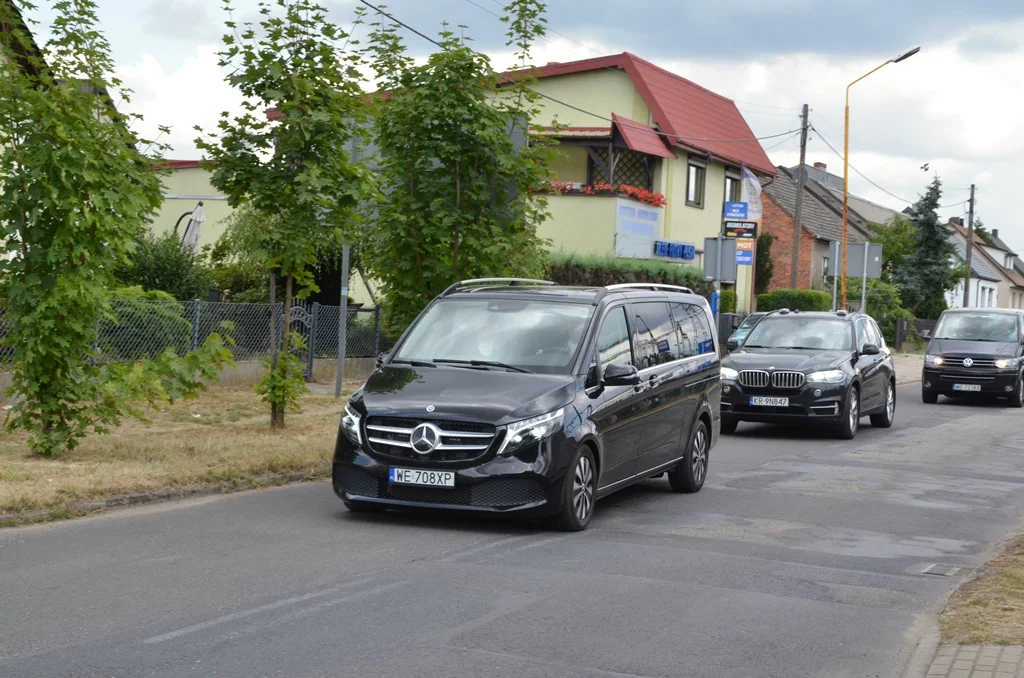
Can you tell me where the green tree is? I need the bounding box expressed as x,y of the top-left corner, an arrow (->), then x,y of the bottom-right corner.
869,215 -> 915,284
115,231 -> 212,301
362,1 -> 556,331
972,219 -> 993,246
0,0 -> 233,456
197,0 -> 373,427
895,178 -> 960,318
755,234 -> 775,295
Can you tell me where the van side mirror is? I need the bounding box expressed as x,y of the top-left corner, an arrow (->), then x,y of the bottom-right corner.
861,343 -> 880,356
921,329 -> 931,340
603,363 -> 641,387
726,337 -> 739,351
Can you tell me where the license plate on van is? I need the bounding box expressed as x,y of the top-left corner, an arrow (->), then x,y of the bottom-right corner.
952,384 -> 982,392
389,468 -> 455,487
750,396 -> 789,407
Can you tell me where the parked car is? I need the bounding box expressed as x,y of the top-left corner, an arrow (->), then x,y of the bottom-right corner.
333,279 -> 721,531
921,308 -> 1024,406
726,311 -> 772,351
719,309 -> 895,439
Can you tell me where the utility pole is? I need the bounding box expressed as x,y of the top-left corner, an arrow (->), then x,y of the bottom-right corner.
962,184 -> 976,308
789,104 -> 810,288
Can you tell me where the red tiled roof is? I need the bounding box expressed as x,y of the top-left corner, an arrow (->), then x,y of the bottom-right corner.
508,53 -> 776,176
611,114 -> 675,159
150,159 -> 204,171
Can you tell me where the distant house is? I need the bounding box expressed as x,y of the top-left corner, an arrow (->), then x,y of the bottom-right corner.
505,52 -> 776,312
150,160 -> 233,249
760,166 -> 865,292
947,219 -> 1024,310
945,232 -> 1001,309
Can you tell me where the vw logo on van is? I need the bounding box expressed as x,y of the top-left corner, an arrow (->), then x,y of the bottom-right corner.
410,423 -> 441,454
963,358 -> 974,368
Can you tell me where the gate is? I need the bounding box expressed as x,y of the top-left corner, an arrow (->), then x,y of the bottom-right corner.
274,301 -> 319,380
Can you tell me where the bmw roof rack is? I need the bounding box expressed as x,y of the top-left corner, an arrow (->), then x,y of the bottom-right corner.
441,277 -> 557,297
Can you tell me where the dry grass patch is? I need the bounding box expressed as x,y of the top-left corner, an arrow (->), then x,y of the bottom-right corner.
0,389 -> 348,517
942,534 -> 1024,644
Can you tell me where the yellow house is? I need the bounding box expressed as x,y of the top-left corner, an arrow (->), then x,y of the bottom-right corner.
506,53 -> 777,313
150,160 -> 234,249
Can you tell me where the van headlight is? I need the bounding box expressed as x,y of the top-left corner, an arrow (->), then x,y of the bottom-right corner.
341,403 -> 362,445
995,358 -> 1012,369
496,408 -> 565,456
806,370 -> 846,384
925,354 -> 944,366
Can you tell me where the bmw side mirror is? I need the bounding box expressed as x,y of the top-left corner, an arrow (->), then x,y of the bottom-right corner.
603,363 -> 641,387
726,337 -> 739,351
375,352 -> 389,368
862,343 -> 880,356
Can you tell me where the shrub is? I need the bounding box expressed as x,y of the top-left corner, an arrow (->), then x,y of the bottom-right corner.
548,253 -> 711,295
116,231 -> 212,301
757,289 -> 832,312
100,287 -> 192,361
847,278 -> 917,345
720,289 -> 737,314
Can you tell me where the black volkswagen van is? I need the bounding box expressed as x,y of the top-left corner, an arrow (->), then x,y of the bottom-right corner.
332,279 -> 722,531
921,308 -> 1024,406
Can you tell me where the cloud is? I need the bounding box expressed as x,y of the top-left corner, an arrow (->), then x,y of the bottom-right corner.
141,0 -> 221,42
115,45 -> 243,159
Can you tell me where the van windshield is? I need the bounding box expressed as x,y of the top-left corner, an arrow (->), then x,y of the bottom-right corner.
933,313 -> 1019,342
395,299 -> 593,374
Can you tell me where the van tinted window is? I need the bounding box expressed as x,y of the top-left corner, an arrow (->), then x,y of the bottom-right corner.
631,302 -> 678,369
934,313 -> 1019,342
671,303 -> 715,357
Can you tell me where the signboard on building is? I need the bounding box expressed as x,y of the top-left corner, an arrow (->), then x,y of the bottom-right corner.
736,239 -> 754,265
724,221 -> 757,239
723,201 -> 749,220
653,240 -> 696,260
614,199 -> 663,259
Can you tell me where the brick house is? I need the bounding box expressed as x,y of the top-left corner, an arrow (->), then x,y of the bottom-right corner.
761,166 -> 866,292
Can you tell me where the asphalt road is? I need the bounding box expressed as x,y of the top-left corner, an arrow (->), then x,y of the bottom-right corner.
3,384 -> 1024,678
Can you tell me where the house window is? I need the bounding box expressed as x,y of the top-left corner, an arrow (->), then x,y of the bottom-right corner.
822,256 -> 830,278
686,162 -> 706,208
725,173 -> 741,202
587,148 -> 652,190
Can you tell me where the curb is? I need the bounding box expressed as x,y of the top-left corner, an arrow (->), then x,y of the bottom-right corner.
900,613 -> 941,678
0,467 -> 331,528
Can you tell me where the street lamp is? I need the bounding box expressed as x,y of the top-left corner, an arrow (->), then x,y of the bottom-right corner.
841,46 -> 920,308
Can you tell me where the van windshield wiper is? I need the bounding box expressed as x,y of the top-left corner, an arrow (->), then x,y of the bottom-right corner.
434,359 -> 531,374
390,358 -> 437,368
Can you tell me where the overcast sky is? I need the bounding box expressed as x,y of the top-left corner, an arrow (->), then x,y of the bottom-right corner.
23,0 -> 1024,251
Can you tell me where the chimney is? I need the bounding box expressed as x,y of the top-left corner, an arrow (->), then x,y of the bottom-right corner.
949,217 -> 963,227
813,162 -> 827,170
992,228 -> 999,238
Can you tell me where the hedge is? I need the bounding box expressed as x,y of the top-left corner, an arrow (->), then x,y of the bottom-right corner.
720,289 -> 737,313
548,253 -> 711,296
757,289 -> 832,312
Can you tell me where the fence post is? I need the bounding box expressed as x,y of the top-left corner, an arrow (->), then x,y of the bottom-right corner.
308,302 -> 319,380
191,300 -> 201,352
373,306 -> 381,356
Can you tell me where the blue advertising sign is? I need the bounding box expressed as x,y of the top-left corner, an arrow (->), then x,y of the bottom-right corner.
653,240 -> 696,260
723,201 -> 749,220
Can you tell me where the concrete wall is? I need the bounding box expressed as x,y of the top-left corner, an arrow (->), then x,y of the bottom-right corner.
151,166 -> 233,249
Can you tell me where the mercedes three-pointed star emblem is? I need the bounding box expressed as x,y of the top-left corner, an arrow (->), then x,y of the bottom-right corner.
410,423 -> 441,454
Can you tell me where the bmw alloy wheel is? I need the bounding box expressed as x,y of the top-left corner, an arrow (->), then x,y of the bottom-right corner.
572,455 -> 594,521
849,390 -> 859,433
886,384 -> 895,420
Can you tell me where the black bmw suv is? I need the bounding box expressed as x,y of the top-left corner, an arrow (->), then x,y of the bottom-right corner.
720,310 -> 896,439
332,279 -> 721,531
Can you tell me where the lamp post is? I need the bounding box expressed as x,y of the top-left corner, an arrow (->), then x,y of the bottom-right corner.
841,46 -> 920,308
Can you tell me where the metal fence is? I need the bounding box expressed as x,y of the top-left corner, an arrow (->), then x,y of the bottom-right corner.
0,300 -> 391,370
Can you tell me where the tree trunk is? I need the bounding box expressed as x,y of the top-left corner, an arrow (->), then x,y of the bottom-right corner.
269,270 -> 279,429
275,274 -> 294,429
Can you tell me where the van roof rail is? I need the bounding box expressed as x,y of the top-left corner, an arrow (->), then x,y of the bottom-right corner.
604,283 -> 695,294
441,278 -> 557,296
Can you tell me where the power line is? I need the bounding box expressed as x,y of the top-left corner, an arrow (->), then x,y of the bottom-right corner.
361,0 -> 801,145
811,125 -> 913,203
739,108 -> 802,118
762,131 -> 800,152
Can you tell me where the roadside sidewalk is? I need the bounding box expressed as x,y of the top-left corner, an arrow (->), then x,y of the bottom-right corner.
894,353 -> 923,385
927,645 -> 1024,677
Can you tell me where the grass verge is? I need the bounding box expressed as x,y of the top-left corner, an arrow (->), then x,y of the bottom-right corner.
942,534 -> 1024,645
0,388 -> 349,523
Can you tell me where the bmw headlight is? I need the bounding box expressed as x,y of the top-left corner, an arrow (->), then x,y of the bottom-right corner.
721,366 -> 739,381
925,354 -> 944,366
496,408 -> 565,456
341,403 -> 362,445
995,358 -> 1012,369
806,369 -> 846,384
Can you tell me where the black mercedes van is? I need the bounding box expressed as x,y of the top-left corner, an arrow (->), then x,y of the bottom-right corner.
922,308 -> 1024,406
332,279 -> 721,531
